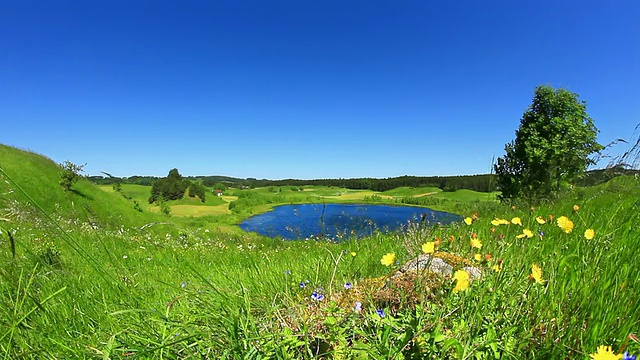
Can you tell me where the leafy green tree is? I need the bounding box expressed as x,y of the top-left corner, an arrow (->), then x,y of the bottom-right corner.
149,168 -> 189,203
59,160 -> 86,191
156,196 -> 171,215
188,182 -> 206,203
495,85 -> 604,200
213,182 -> 227,191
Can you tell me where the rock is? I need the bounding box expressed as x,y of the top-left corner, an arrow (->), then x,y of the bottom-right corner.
396,254 -> 453,277
394,253 -> 482,281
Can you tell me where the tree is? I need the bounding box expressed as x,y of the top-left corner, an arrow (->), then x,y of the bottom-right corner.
59,161 -> 86,191
494,85 -> 604,200
149,168 -> 189,203
188,182 -> 206,203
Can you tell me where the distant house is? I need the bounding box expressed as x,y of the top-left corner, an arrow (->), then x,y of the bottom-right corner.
214,189 -> 223,197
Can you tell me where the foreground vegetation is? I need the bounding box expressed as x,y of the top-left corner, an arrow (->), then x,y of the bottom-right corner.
1,144 -> 639,358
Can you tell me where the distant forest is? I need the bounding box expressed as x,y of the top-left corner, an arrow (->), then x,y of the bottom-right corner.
87,167 -> 639,192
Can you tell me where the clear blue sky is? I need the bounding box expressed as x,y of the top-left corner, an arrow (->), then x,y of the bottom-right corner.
1,1 -> 638,179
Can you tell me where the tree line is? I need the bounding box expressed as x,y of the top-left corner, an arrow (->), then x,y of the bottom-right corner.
88,173 -> 499,192
243,174 -> 498,192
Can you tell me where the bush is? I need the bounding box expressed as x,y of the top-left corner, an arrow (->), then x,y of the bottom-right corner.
59,160 -> 85,191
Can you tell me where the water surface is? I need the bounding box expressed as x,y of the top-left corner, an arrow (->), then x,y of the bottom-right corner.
239,203 -> 460,240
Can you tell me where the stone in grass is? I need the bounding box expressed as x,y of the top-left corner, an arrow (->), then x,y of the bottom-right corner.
394,253 -> 482,281
332,252 -> 482,315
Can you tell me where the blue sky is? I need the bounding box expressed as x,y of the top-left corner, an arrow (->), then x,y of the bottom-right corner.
1,1 -> 638,179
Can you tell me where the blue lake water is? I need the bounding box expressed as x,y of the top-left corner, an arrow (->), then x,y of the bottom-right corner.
238,203 -> 461,240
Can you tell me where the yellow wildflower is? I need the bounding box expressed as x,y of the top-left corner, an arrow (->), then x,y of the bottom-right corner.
535,216 -> 546,224
557,216 -> 574,233
511,217 -> 522,226
491,219 -> 500,226
453,270 -> 470,293
380,252 -> 396,266
492,264 -> 502,272
573,204 -> 580,212
474,253 -> 482,262
464,217 -> 473,225
523,228 -> 534,238
422,242 -> 435,254
589,345 -> 622,359
584,229 -> 595,240
516,233 -> 527,239
350,252 -> 357,257
470,238 -> 482,249
530,264 -> 544,284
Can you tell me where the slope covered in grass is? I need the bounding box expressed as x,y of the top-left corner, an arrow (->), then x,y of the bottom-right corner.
1,144 -> 638,358
0,144 -> 166,229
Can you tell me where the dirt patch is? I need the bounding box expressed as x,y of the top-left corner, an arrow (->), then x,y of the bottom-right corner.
411,191 -> 438,197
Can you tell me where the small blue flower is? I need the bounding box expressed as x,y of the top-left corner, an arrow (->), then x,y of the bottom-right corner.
376,309 -> 385,318
311,291 -> 325,301
299,282 -> 306,288
354,301 -> 362,311
623,352 -> 637,360
344,282 -> 352,290
539,231 -> 545,237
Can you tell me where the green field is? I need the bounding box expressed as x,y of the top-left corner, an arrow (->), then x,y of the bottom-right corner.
1,144 -> 638,359
97,182 -> 499,221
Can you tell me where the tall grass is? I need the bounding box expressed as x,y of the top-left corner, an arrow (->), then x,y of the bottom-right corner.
1,144 -> 639,358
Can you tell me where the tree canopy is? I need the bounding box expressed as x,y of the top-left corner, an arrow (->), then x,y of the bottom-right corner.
59,161 -> 85,191
148,168 -> 190,203
494,85 -> 603,200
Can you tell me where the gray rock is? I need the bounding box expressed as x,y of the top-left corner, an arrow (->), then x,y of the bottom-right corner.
397,254 -> 453,276
394,254 -> 482,281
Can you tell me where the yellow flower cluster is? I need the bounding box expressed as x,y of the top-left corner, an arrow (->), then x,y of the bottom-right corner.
557,216 -> 574,233
530,263 -> 544,284
380,252 -> 395,266
590,345 -> 622,359
422,242 -> 435,254
491,218 -> 510,226
584,229 -> 595,240
516,228 -> 534,239
453,269 -> 470,293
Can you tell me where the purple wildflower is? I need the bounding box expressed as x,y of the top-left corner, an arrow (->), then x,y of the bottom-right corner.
354,301 -> 362,312
344,282 -> 352,290
299,282 -> 306,288
623,352 -> 637,360
376,309 -> 385,318
311,291 -> 325,301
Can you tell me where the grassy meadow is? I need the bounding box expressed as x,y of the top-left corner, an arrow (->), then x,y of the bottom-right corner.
1,143 -> 639,359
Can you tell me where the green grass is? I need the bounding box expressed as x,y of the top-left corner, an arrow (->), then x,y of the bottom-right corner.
1,144 -> 638,359
433,189 -> 500,202
382,186 -> 442,197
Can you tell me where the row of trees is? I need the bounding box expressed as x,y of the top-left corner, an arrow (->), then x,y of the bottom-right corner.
244,174 -> 497,192
88,173 -> 498,193
148,169 -> 206,203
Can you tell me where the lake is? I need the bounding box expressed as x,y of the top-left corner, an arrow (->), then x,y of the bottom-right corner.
238,203 -> 461,240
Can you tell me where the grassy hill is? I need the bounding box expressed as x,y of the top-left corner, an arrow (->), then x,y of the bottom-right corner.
1,144 -> 639,359
0,144 -> 168,230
